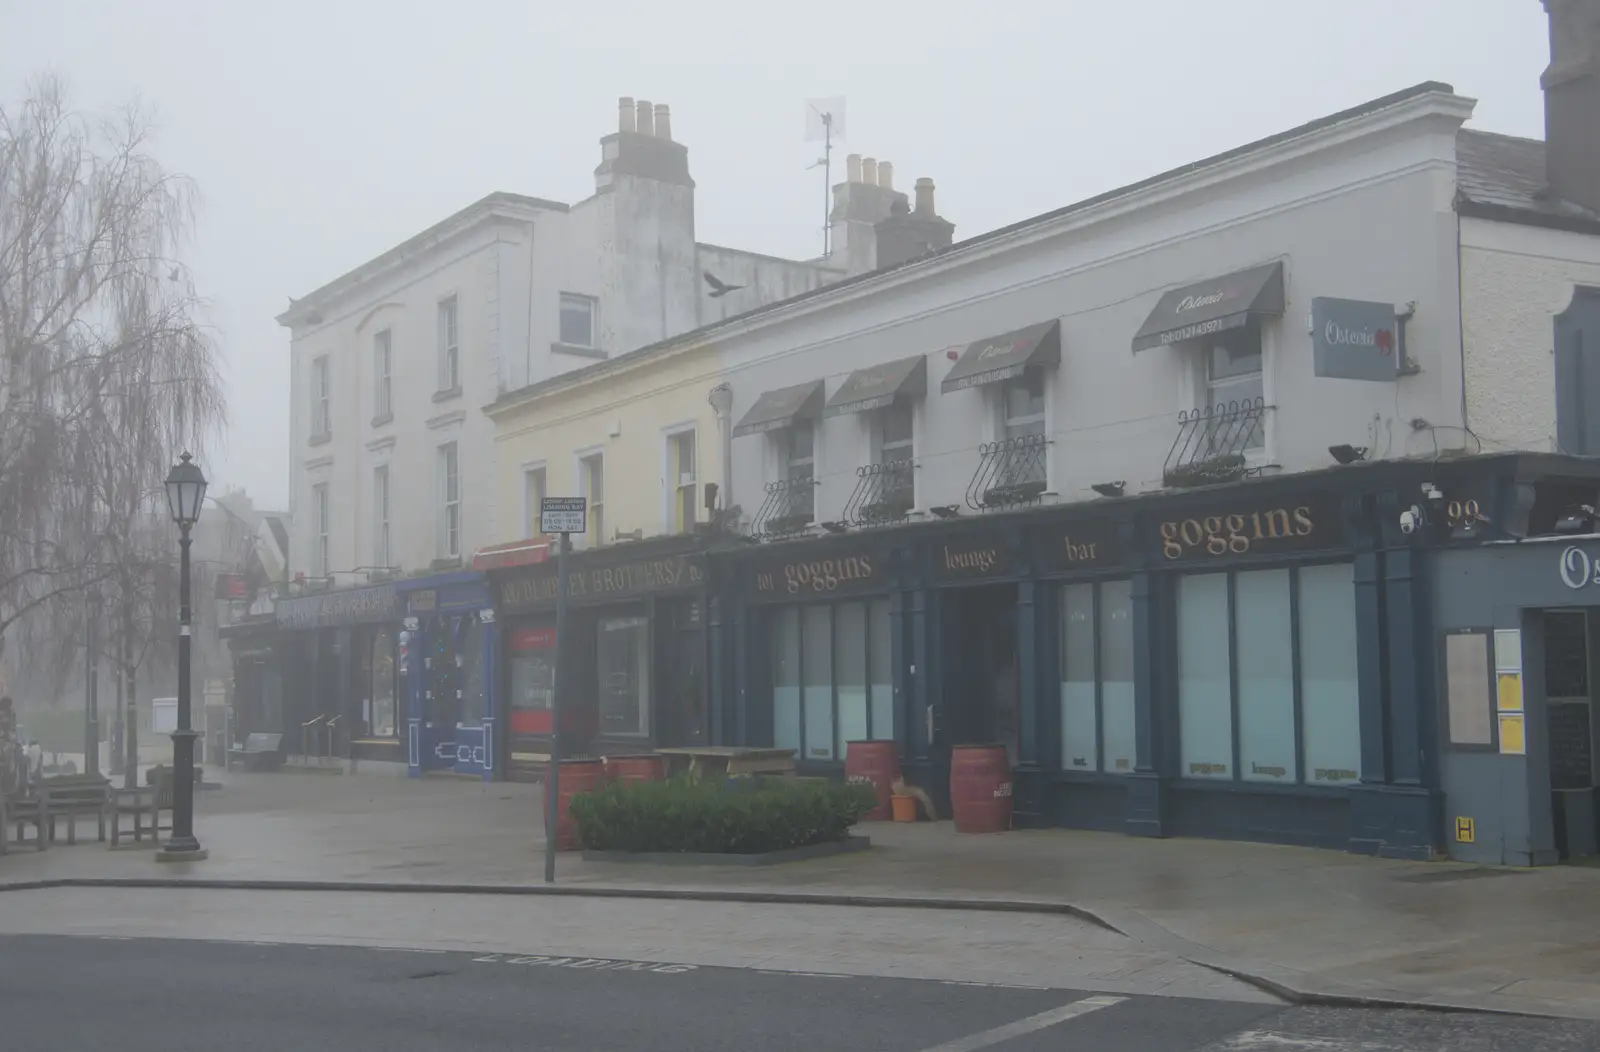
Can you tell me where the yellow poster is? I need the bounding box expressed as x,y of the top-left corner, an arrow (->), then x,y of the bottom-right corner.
1497,673 -> 1524,712
1499,712 -> 1526,755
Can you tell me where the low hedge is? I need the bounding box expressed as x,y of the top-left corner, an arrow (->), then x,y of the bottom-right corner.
569,776 -> 877,855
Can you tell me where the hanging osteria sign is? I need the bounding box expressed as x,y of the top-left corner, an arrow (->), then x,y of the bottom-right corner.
1156,493 -> 1343,562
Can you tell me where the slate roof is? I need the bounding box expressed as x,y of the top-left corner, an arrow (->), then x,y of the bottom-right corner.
1455,128 -> 1600,234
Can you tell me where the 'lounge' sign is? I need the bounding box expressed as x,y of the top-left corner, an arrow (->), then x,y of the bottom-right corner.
934,537 -> 1012,582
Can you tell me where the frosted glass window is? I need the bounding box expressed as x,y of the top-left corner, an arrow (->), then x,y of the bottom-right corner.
1100,580 -> 1136,774
772,608 -> 801,753
802,605 -> 834,760
1236,569 -> 1295,782
1178,574 -> 1233,779
868,599 -> 894,741
1299,563 -> 1361,784
835,602 -> 869,756
1060,584 -> 1097,771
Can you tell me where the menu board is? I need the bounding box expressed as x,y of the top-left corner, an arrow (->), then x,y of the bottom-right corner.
1549,701 -> 1595,791
1445,632 -> 1493,746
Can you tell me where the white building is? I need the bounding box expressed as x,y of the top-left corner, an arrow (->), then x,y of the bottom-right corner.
278,98 -> 906,581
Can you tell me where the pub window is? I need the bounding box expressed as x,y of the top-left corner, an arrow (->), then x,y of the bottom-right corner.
508,626 -> 555,734
597,615 -> 649,736
369,629 -> 398,738
1059,580 -> 1135,773
1176,563 -> 1360,785
770,598 -> 894,761
1203,329 -> 1265,452
459,618 -> 486,727
783,422 -> 816,523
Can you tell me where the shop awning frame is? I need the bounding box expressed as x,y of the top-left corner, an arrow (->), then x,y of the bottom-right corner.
1130,262 -> 1286,352
824,355 -> 928,417
733,379 -> 826,438
940,320 -> 1062,394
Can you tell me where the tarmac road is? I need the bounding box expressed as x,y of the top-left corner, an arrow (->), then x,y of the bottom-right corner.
4,933 -> 1599,1052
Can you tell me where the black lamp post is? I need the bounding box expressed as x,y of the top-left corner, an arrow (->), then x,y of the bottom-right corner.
157,451 -> 207,862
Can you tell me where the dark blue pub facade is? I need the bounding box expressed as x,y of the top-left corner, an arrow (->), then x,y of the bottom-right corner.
393,570 -> 498,781
705,453 -> 1600,859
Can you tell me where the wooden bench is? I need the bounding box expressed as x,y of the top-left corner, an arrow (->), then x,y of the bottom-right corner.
656,746 -> 797,779
227,732 -> 283,771
0,794 -> 47,854
42,778 -> 111,845
110,771 -> 173,847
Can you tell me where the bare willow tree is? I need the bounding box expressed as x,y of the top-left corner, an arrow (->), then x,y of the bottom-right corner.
0,74 -> 226,748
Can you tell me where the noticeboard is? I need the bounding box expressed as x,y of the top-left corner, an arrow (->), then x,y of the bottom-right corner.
540,497 -> 587,536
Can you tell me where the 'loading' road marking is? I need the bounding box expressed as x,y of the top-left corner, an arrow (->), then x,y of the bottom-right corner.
471,953 -> 696,974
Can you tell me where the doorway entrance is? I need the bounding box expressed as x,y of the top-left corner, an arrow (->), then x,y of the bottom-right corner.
935,584 -> 1020,808
1543,610 -> 1598,860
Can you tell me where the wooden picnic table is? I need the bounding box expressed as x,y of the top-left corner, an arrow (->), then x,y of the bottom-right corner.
654,746 -> 796,779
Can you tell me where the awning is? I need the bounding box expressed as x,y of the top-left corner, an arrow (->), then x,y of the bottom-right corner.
940,320 -> 1062,394
1130,262 -> 1285,351
824,355 -> 927,417
733,379 -> 825,438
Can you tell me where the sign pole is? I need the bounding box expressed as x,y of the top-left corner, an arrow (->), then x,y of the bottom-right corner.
542,529 -> 573,884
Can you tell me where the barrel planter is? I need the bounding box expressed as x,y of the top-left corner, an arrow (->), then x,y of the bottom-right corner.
544,758 -> 607,851
607,753 -> 666,784
949,744 -> 1013,834
844,740 -> 901,821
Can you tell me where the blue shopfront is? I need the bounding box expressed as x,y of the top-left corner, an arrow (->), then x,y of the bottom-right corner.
393,571 -> 498,781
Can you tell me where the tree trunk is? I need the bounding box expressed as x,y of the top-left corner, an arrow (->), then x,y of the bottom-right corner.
121,597 -> 138,790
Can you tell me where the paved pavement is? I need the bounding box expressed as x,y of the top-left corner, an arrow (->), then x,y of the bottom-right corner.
4,771 -> 1600,1020
4,935 -> 1595,1052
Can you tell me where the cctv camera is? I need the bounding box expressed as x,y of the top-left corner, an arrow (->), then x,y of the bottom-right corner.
1399,508 -> 1418,534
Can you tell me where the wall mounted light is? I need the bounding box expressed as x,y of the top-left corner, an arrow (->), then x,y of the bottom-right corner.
1091,481 -> 1125,498
1328,444 -> 1368,465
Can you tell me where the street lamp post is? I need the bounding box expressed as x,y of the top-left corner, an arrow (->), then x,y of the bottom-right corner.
157,451 -> 208,862
84,585 -> 100,779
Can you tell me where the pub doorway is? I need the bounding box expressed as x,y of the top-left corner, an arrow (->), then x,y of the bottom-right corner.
1543,609 -> 1599,861
939,582 -> 1021,767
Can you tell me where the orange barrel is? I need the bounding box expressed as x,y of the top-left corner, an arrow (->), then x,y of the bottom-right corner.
844,739 -> 902,821
949,744 -> 1013,834
607,753 -> 666,784
545,758 -> 607,851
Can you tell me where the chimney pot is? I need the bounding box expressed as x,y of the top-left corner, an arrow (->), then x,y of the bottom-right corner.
635,99 -> 654,137
914,177 -> 936,216
619,97 -> 636,133
1541,0 -> 1600,214
846,153 -> 862,183
862,157 -> 878,186
878,161 -> 894,189
654,103 -> 671,140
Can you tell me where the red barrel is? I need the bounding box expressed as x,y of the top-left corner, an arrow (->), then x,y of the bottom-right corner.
544,758 -> 607,851
950,744 -> 1013,834
607,753 -> 666,784
844,740 -> 902,821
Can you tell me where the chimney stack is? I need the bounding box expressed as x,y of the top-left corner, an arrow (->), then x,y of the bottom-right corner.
1541,0 -> 1600,214
861,157 -> 878,186
846,153 -> 862,183
875,174 -> 955,269
619,96 -> 636,133
635,99 -> 655,137
877,161 -> 894,189
654,103 -> 671,141
914,177 -> 936,215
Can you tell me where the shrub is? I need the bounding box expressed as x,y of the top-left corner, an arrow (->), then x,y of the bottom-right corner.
569,775 -> 877,854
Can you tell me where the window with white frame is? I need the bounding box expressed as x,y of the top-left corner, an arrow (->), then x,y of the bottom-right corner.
312,482 -> 330,578
873,403 -> 915,508
559,293 -> 597,348
580,451 -> 605,547
995,370 -> 1046,486
783,422 -> 816,522
310,355 -> 331,438
523,465 -> 547,537
669,429 -> 696,533
437,296 -> 459,392
373,465 -> 391,568
1203,328 -> 1266,451
373,330 -> 392,420
438,442 -> 460,559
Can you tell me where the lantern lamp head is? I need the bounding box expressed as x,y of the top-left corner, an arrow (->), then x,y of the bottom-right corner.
164,452 -> 208,529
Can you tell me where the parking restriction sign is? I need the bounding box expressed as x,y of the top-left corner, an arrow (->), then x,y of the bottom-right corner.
540,497 -> 587,535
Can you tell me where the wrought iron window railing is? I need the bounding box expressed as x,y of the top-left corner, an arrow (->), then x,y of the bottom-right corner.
1163,397 -> 1272,488
965,433 -> 1048,511
843,459 -> 915,527
751,476 -> 817,539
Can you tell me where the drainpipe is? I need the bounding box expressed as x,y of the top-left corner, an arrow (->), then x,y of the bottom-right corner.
708,384 -> 734,516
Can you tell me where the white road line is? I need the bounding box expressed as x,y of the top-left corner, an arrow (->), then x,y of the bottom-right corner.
912,994 -> 1127,1052
1211,1033 -> 1405,1051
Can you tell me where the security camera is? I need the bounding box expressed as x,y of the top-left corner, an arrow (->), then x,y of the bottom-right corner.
1400,505 -> 1423,534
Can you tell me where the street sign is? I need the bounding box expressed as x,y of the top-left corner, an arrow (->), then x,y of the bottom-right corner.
540,497 -> 587,536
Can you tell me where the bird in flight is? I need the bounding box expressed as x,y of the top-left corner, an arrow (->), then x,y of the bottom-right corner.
703,271 -> 746,298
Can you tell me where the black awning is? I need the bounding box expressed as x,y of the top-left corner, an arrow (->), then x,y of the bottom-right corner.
1130,262 -> 1285,351
733,379 -> 825,438
940,320 -> 1061,394
824,355 -> 927,417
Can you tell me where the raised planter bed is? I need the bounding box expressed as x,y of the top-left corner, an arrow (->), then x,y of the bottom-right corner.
581,834 -> 870,867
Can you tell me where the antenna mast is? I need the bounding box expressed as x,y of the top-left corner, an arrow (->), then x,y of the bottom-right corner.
805,97 -> 846,259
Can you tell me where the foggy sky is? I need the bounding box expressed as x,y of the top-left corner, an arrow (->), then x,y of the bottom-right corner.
0,0 -> 1551,510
